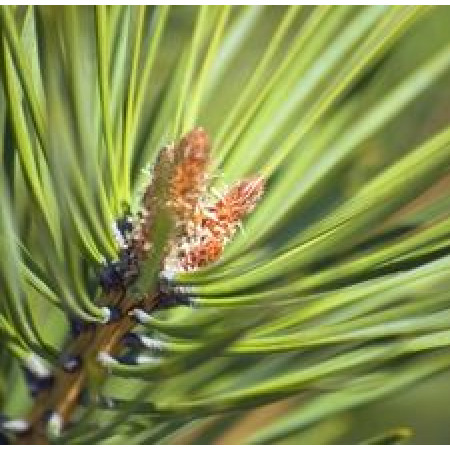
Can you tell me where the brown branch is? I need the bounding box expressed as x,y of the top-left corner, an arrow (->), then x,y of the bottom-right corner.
16,291 -> 161,444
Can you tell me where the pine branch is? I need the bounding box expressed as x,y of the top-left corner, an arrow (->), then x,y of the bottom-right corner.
2,6 -> 450,445
17,291 -> 159,444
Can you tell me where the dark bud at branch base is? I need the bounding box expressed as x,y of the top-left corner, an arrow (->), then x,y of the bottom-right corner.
122,333 -> 165,352
116,216 -> 133,238
69,315 -> 95,337
104,306 -> 122,323
116,353 -> 138,365
98,249 -> 140,294
23,367 -> 54,398
121,332 -> 142,348
156,291 -> 193,310
98,261 -> 126,293
116,203 -> 132,236
116,352 -> 160,365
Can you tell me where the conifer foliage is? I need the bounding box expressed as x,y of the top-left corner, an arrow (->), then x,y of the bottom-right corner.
1,5 -> 450,444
